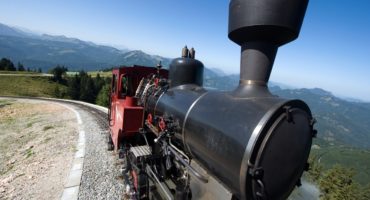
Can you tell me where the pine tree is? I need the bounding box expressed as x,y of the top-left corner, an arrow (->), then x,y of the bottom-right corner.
79,71 -> 95,103
94,73 -> 105,92
0,58 -> 3,70
319,165 -> 360,200
359,184 -> 370,200
307,154 -> 323,182
53,85 -> 61,98
0,58 -> 16,71
96,84 -> 110,107
67,74 -> 81,100
50,65 -> 68,83
17,62 -> 25,71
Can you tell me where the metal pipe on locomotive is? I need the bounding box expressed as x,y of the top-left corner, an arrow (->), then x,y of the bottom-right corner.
108,0 -> 316,199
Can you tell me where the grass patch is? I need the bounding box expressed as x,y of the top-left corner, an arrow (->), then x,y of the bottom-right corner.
0,76 -> 67,97
42,125 -> 54,131
87,71 -> 111,77
0,99 -> 14,108
0,99 -> 12,104
26,122 -> 34,128
70,145 -> 77,152
23,147 -> 34,158
0,70 -> 39,74
43,137 -> 52,143
3,116 -> 15,125
16,173 -> 25,179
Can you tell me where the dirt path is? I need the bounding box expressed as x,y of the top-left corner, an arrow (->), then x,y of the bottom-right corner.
0,98 -> 78,200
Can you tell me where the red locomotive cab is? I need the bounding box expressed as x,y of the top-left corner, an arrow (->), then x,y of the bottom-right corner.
108,65 -> 168,151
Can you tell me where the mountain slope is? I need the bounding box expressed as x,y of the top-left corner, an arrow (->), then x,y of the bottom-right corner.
116,50 -> 171,68
0,23 -> 31,38
274,88 -> 370,148
0,23 -> 167,71
0,33 -> 125,70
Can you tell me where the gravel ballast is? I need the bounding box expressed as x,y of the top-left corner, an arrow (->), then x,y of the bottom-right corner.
76,106 -> 124,200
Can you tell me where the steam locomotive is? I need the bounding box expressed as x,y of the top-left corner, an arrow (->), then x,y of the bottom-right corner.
108,0 -> 316,199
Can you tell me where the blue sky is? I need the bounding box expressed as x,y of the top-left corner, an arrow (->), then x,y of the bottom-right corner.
0,0 -> 369,101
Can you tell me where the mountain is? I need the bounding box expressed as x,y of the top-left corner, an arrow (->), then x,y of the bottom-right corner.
210,67 -> 226,76
204,74 -> 296,90
0,23 -> 32,38
0,23 -> 220,79
116,50 -> 171,69
204,74 -> 238,90
274,88 -> 370,149
0,23 -> 174,71
0,23 -> 127,71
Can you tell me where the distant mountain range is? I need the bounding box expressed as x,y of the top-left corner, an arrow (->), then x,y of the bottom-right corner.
0,23 -> 122,70
274,87 -> 370,149
1,22 -> 369,149
0,23 -> 218,78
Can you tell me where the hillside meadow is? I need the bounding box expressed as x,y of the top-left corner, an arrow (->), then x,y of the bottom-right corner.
0,76 -> 67,97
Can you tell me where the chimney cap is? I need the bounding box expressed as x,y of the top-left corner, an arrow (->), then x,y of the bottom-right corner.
228,0 -> 309,46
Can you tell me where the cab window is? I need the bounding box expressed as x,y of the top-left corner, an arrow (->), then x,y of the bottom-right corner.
121,74 -> 133,97
121,75 -> 128,95
112,74 -> 117,94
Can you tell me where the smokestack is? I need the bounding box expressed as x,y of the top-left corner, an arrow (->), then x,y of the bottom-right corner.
228,0 -> 309,96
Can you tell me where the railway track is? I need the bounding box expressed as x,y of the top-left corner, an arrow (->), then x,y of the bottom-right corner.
58,100 -> 109,129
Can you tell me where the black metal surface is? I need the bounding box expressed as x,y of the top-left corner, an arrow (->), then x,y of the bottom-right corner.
232,84 -> 274,98
228,0 -> 309,46
183,92 -> 314,199
249,105 -> 312,200
183,92 -> 276,197
169,57 -> 204,88
152,84 -> 206,142
239,41 -> 277,85
148,90 -> 314,199
166,144 -> 208,183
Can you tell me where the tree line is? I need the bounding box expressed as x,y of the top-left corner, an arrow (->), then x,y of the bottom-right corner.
0,57 -> 42,72
0,58 -> 111,106
307,155 -> 370,200
49,65 -> 111,107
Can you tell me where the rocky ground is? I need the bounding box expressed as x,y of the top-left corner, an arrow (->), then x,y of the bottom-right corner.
76,104 -> 125,200
0,98 -> 125,200
0,98 -> 78,200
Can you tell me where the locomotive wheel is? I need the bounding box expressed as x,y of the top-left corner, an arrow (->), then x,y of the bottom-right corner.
107,133 -> 114,151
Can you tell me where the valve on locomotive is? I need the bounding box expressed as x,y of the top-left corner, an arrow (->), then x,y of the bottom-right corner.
117,0 -> 316,200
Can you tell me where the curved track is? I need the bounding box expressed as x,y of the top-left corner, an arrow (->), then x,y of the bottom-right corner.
58,100 -> 109,129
